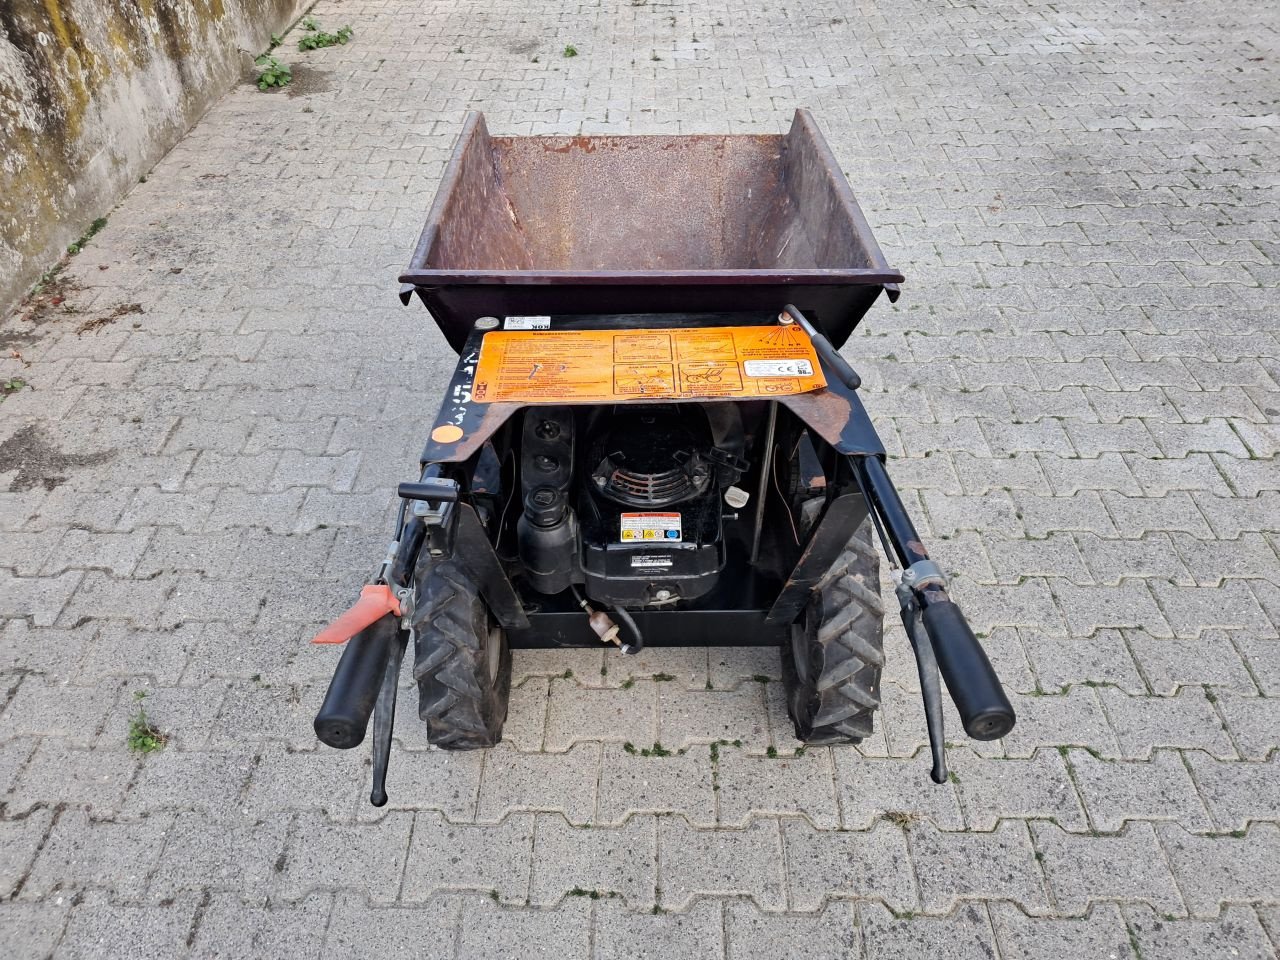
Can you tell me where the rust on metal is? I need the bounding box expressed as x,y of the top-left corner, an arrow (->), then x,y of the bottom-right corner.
777,388 -> 855,448
401,110 -> 904,353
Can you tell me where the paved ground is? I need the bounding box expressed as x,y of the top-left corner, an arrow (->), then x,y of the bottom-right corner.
1,0 -> 1278,956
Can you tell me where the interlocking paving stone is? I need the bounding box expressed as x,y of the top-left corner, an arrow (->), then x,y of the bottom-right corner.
530,813 -> 656,907
908,820 -> 1052,916
0,677 -> 118,747
0,899 -> 72,959
1185,754 -> 1280,833
715,747 -> 840,828
831,750 -> 965,831
1098,687 -> 1236,760
658,818 -> 785,912
277,812 -> 414,904
2,0 -> 1279,953
593,899 -> 724,960
1066,748 -> 1213,833
6,741 -> 136,816
544,679 -> 658,752
1124,904 -> 1277,960
55,891 -> 201,960
0,807 -> 53,898
0,737 -> 36,795
150,810 -> 291,898
476,742 -> 599,825
1031,822 -> 1185,916
404,814 -> 535,911
782,819 -> 917,914
949,749 -> 1089,833
724,901 -> 860,960
322,893 -> 460,960
989,902 -> 1135,960
1214,692 -> 1280,761
595,741 -> 716,827
657,683 -> 771,752
1157,824 -> 1280,918
457,896 -> 591,960
188,892 -> 333,960
860,903 -> 1001,960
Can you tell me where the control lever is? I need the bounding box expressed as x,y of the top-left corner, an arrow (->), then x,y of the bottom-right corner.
369,627 -> 409,807
896,580 -> 947,785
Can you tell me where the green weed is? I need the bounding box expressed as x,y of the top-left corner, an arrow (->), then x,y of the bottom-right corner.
299,22 -> 353,51
563,44 -> 578,57
255,55 -> 292,89
127,691 -> 167,754
66,217 -> 107,255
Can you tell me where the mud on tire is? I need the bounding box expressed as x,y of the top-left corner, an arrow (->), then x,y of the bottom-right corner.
411,558 -> 512,748
781,519 -> 885,744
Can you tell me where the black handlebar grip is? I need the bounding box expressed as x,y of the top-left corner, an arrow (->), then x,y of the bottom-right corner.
923,600 -> 1016,741
313,613 -> 398,749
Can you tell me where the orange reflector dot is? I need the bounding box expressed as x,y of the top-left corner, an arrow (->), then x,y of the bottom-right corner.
431,424 -> 465,444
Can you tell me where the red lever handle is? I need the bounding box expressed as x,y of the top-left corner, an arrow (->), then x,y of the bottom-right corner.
311,585 -> 402,645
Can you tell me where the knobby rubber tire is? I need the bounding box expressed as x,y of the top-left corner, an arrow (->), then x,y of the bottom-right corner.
410,557 -> 511,749
781,519 -> 885,744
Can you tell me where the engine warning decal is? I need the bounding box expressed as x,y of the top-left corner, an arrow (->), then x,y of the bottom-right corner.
620,512 -> 682,543
470,326 -> 826,403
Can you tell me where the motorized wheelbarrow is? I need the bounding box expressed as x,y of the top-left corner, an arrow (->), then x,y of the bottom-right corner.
312,110 -> 1015,805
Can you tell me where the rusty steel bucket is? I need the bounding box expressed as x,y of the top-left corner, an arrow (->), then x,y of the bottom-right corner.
400,110 -> 903,353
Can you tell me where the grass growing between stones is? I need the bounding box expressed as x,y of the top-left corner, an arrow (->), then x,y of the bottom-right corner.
127,691 -> 168,754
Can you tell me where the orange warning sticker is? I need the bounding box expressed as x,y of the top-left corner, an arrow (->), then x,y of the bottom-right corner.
471,326 -> 826,403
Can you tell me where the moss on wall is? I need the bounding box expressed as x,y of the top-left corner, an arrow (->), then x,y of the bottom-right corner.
0,0 -> 305,310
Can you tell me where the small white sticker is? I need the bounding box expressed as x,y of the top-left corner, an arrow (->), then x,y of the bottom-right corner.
504,315 -> 551,330
620,512 -> 682,543
744,358 -> 814,378
630,554 -> 674,569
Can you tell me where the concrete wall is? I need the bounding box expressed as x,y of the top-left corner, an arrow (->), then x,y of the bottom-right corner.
0,0 -> 306,310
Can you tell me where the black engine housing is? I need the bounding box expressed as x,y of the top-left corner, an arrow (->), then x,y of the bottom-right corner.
579,407 -> 729,607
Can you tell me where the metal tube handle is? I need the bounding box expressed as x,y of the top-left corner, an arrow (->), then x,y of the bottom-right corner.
922,600 -> 1015,741
782,304 -> 861,390
313,613 -> 399,749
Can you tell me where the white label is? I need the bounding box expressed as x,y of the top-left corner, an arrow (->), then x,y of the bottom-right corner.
630,554 -> 674,569
620,512 -> 682,543
504,315 -> 551,330
744,358 -> 814,378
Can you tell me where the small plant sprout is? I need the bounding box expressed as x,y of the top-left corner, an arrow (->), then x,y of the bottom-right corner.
66,217 -> 107,255
255,55 -> 292,89
127,691 -> 167,754
563,44 -> 578,57
299,21 -> 354,51
2,378 -> 27,399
